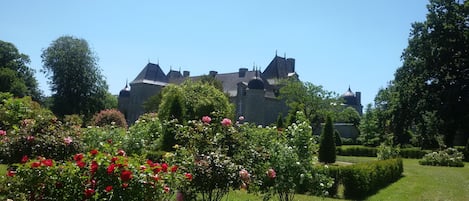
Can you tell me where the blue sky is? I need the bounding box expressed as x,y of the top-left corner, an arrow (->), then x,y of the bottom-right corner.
0,0 -> 429,106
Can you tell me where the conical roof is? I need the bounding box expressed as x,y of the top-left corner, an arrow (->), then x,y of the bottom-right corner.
130,63 -> 169,86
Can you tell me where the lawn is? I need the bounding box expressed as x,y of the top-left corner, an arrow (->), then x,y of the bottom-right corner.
2,157 -> 468,201
223,156 -> 469,201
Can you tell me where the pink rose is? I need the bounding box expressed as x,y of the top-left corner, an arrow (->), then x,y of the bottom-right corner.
64,136 -> 73,145
221,118 -> 232,127
0,130 -> 6,136
202,116 -> 212,124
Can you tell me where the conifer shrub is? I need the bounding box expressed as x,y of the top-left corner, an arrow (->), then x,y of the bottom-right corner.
319,115 -> 336,163
91,109 -> 127,128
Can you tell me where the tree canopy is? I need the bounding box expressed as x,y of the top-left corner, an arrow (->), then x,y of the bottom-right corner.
41,36 -> 109,118
376,0 -> 469,146
0,40 -> 41,101
280,78 -> 341,127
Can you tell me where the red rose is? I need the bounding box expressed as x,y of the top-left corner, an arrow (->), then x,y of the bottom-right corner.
120,170 -> 132,182
140,165 -> 147,171
31,161 -> 41,168
171,165 -> 178,172
185,173 -> 193,181
122,183 -> 129,188
105,185 -> 113,192
161,163 -> 168,172
42,159 -> 53,167
74,153 -> 84,162
90,161 -> 98,173
76,161 -> 86,168
146,159 -> 154,167
111,157 -> 118,163
84,188 -> 95,198
90,149 -> 98,156
21,155 -> 29,163
107,164 -> 116,174
6,170 -> 15,177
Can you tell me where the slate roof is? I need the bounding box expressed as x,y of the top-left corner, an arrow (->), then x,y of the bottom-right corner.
262,56 -> 295,85
130,63 -> 169,86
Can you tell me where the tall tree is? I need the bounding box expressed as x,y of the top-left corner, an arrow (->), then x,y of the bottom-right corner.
0,40 -> 42,101
390,0 -> 469,146
280,78 -> 340,127
41,36 -> 109,118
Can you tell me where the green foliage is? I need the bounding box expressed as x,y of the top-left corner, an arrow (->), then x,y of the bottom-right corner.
63,114 -> 83,128
337,145 -> 377,157
358,104 -> 383,146
143,92 -> 162,113
318,116 -> 336,163
41,36 -> 109,119
399,147 -> 430,159
280,78 -> 341,127
158,85 -> 186,122
0,93 -> 53,131
125,113 -> 162,155
81,126 -> 126,153
181,81 -> 233,120
385,0 -> 469,146
0,115 -> 82,163
335,107 -> 361,125
0,95 -> 82,163
334,130 -> 342,146
377,135 -> 400,160
199,74 -> 224,92
3,150 -> 190,201
340,159 -> 403,199
0,40 -> 41,101
91,109 -> 127,128
286,111 -> 315,164
419,148 -> 465,167
276,113 -> 284,129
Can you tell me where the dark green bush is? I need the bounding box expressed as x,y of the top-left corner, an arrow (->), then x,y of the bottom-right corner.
337,146 -> 377,157
319,116 -> 336,163
341,158 -> 403,199
91,109 -> 127,128
399,147 -> 430,159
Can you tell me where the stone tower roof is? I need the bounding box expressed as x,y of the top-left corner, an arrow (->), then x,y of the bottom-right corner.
130,63 -> 169,86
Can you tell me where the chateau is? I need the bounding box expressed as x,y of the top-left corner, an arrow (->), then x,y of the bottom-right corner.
118,55 -> 363,127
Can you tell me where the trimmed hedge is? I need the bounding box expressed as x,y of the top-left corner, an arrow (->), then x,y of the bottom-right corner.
337,146 -> 430,159
400,147 -> 430,159
340,158 -> 403,199
337,146 -> 377,157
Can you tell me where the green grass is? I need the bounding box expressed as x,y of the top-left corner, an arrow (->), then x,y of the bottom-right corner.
2,158 -> 468,201
224,157 -> 469,201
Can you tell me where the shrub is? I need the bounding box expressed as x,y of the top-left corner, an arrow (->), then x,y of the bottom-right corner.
419,148 -> 465,167
341,158 -> 403,199
3,150 -> 191,201
91,109 -> 127,128
319,116 -> 336,163
377,135 -> 399,160
399,147 -> 430,159
0,94 -> 54,131
337,146 -> 377,157
81,126 -> 126,153
0,100 -> 82,163
124,113 -> 162,155
286,111 -> 315,164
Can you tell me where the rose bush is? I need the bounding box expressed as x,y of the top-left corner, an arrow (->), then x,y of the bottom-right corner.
3,149 -> 191,201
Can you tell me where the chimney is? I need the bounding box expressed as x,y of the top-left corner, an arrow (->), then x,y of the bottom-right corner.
287,58 -> 295,73
183,71 -> 190,77
239,68 -> 248,77
209,70 -> 218,77
356,91 -> 361,105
